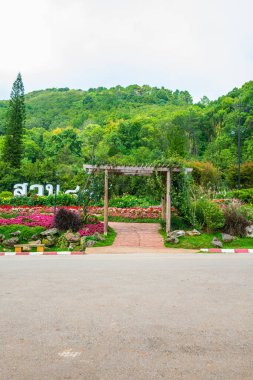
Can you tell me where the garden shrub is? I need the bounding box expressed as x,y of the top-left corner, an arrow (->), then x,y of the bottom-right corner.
0,194 -> 79,206
223,205 -> 251,237
193,199 -> 225,231
54,208 -> 82,232
226,162 -> 253,189
231,188 -> 253,204
0,191 -> 13,199
190,161 -> 221,188
108,195 -> 157,208
239,205 -> 253,222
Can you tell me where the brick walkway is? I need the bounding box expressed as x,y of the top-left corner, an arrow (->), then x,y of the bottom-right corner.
110,222 -> 164,248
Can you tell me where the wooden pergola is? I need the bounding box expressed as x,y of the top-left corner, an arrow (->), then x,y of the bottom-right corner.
83,165 -> 192,235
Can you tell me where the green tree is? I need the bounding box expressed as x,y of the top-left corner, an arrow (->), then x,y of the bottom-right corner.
3,73 -> 25,168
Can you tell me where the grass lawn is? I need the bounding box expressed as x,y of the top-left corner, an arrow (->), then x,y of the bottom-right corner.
0,225 -> 45,246
91,227 -> 117,247
160,230 -> 253,249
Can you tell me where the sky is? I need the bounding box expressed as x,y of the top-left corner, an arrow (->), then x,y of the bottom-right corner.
0,0 -> 252,102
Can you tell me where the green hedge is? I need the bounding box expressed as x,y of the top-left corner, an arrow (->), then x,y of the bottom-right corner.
231,188 -> 253,204
0,194 -> 158,207
0,194 -> 79,206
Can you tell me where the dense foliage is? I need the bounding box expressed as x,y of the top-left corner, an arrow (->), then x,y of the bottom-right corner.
0,82 -> 253,194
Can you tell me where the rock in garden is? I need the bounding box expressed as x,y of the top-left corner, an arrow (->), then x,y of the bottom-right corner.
211,237 -> 223,248
166,236 -> 179,244
64,232 -> 80,243
85,240 -> 96,247
186,229 -> 201,236
245,225 -> 253,238
221,233 -> 234,243
32,234 -> 40,240
10,230 -> 21,237
42,237 -> 56,247
171,230 -> 185,238
40,228 -> 59,236
3,237 -> 19,247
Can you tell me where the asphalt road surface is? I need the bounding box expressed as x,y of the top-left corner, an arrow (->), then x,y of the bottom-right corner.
0,253 -> 253,380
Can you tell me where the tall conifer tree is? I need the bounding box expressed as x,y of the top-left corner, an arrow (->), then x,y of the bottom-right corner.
3,73 -> 25,168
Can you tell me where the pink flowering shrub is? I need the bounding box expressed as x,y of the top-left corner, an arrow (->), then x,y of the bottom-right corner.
79,222 -> 104,237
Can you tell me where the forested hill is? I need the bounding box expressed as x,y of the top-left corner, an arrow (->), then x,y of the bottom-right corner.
0,85 -> 193,132
0,82 -> 252,188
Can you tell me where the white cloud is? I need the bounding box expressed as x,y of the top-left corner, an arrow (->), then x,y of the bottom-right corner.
0,0 -> 252,101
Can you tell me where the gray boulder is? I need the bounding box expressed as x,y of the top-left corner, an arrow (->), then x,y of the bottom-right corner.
85,240 -> 96,247
10,230 -> 21,237
245,225 -> 253,238
64,232 -> 80,243
186,229 -> 201,236
171,230 -> 185,238
3,237 -> 19,247
40,228 -> 59,236
221,233 -> 234,243
41,236 -> 56,247
211,237 -> 223,248
166,236 -> 179,244
31,234 -> 40,240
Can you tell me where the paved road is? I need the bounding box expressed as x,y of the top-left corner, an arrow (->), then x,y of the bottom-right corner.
0,254 -> 253,380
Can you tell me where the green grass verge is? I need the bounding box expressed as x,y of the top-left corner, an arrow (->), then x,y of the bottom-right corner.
92,227 -> 117,247
160,230 -> 253,249
0,225 -> 45,246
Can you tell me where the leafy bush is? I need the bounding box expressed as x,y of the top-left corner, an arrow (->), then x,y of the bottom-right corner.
193,199 -> 225,231
239,205 -> 253,222
0,194 -> 79,206
54,208 -> 82,232
231,188 -> 253,204
227,162 -> 253,189
223,205 -> 251,237
0,191 -> 13,199
93,194 -> 158,208
190,161 -> 221,188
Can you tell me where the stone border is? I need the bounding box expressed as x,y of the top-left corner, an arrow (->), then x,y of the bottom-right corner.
0,251 -> 85,256
200,248 -> 253,253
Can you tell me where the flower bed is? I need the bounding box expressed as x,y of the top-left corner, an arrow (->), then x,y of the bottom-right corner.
79,222 -> 104,237
0,206 -> 104,237
89,206 -> 164,219
0,205 -> 168,219
0,214 -> 53,228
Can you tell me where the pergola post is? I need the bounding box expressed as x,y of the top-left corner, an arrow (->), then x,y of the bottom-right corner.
161,194 -> 166,221
166,170 -> 171,234
104,169 -> 109,235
